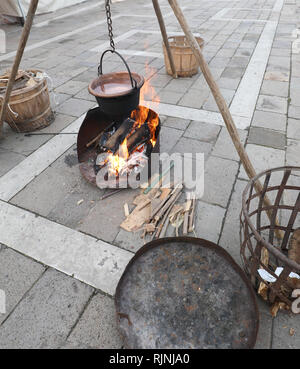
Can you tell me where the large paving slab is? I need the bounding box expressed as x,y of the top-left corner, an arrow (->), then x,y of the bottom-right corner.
202,155 -> 239,208
0,149 -> 25,177
239,144 -> 285,181
0,269 -> 94,349
272,311 -> 300,349
212,127 -> 247,161
0,247 -> 45,325
64,293 -> 123,349
10,145 -> 103,226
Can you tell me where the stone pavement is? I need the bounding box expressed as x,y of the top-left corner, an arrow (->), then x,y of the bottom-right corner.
0,0 -> 300,349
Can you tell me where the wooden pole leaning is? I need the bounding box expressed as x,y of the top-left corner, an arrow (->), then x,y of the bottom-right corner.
167,0 -> 282,239
152,0 -> 177,78
0,0 -> 39,137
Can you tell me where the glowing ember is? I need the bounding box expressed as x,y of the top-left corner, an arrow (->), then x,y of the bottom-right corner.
107,138 -> 129,176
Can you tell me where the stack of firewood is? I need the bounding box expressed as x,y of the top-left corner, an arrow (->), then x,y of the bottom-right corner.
120,174 -> 197,240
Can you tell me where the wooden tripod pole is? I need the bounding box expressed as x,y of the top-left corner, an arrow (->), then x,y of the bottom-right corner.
167,0 -> 282,238
152,0 -> 177,78
0,0 -> 39,137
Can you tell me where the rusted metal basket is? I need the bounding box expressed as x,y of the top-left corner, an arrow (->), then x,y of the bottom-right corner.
240,166 -> 300,307
163,35 -> 204,77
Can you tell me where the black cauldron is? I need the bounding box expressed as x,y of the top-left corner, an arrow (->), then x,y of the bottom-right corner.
88,50 -> 144,118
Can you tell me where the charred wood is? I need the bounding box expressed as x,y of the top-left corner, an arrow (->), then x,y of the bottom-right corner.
103,118 -> 135,153
125,124 -> 150,155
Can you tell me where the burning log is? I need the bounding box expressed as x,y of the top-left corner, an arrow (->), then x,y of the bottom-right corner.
125,123 -> 151,155
104,118 -> 135,153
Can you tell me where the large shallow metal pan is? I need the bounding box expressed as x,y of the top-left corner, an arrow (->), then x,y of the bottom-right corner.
115,237 -> 259,349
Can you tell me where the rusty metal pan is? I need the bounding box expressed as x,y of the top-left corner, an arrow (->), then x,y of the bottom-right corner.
115,237 -> 259,349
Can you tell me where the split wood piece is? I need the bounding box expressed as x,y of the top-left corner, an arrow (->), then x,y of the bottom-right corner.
154,185 -> 183,223
158,191 -> 182,239
151,188 -> 172,219
140,189 -> 171,237
169,204 -> 184,237
151,197 -> 162,217
183,197 -> 192,235
120,200 -> 151,232
257,246 -> 270,301
104,118 -> 135,153
136,198 -> 151,211
86,132 -> 104,148
167,0 -> 283,240
133,179 -> 161,206
270,301 -> 290,318
144,223 -> 156,234
0,0 -> 39,137
124,203 -> 130,217
121,123 -> 150,155
288,228 -> 300,265
141,222 -> 156,239
188,194 -> 196,233
160,188 -> 172,199
146,187 -> 160,201
152,0 -> 177,78
133,194 -> 148,206
169,204 -> 184,219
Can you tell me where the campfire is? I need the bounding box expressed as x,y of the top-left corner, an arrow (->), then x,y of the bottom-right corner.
77,64 -> 161,188
95,105 -> 160,186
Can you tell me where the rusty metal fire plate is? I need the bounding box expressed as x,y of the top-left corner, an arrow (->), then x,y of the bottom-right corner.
115,237 -> 259,349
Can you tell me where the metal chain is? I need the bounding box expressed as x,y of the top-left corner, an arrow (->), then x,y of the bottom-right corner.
105,0 -> 115,51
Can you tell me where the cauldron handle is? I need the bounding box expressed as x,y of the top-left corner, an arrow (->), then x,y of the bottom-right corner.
98,49 -> 137,89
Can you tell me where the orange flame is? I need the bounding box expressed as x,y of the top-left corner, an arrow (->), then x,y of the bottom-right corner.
119,137 -> 129,160
105,62 -> 160,176
141,63 -> 160,107
107,138 -> 129,176
149,114 -> 159,147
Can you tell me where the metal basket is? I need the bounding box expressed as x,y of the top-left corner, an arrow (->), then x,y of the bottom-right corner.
240,166 -> 300,307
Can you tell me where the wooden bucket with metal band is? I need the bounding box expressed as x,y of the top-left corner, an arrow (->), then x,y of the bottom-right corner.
163,35 -> 204,77
0,70 -> 54,133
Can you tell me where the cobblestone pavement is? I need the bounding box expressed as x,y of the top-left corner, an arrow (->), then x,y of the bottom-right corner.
0,0 -> 299,349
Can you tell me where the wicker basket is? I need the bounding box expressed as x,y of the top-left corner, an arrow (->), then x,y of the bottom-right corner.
240,166 -> 300,308
0,69 -> 54,133
163,35 -> 204,77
